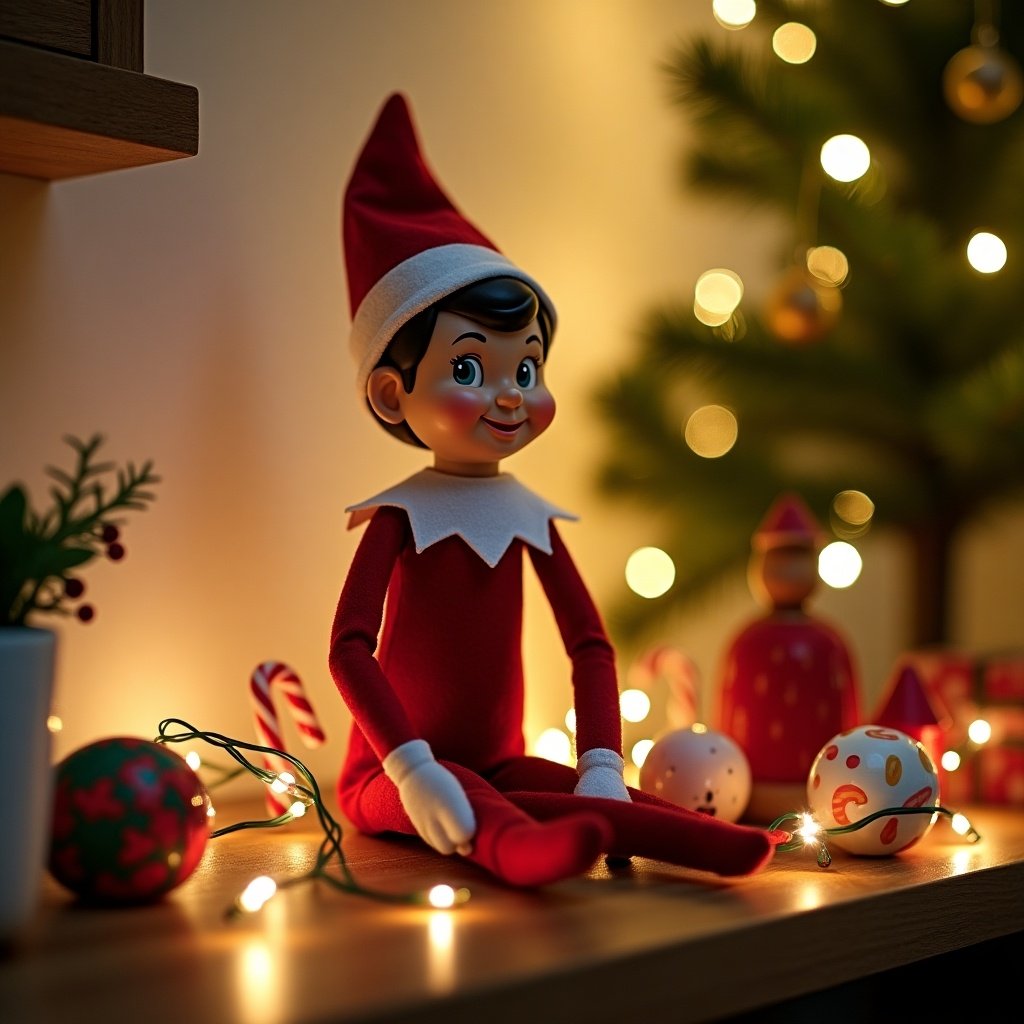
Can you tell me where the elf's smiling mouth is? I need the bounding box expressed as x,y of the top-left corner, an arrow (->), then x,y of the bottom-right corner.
482,417 -> 525,436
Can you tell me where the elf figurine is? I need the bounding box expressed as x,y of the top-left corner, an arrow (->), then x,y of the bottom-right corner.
713,493 -> 862,824
329,93 -> 778,886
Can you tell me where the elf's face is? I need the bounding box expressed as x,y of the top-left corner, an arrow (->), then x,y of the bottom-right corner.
370,310 -> 556,476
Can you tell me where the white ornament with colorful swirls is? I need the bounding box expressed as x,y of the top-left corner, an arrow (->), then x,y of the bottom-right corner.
806,725 -> 940,855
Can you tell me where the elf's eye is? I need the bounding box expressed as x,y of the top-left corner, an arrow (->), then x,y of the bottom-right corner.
516,358 -> 539,390
450,355 -> 483,387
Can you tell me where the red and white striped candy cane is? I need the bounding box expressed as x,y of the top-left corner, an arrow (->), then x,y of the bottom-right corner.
628,645 -> 701,729
250,660 -> 326,816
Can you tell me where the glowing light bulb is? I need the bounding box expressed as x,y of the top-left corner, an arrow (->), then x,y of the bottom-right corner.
941,750 -> 962,772
625,546 -> 676,599
818,541 -> 862,588
966,231 -> 1007,273
288,800 -> 307,818
684,405 -> 738,458
619,688 -> 652,723
428,884 -> 456,909
772,22 -> 816,64
238,875 -> 277,913
820,134 -> 871,182
46,714 -> 63,733
426,884 -> 469,908
968,718 -> 992,745
534,727 -> 572,765
951,813 -> 972,837
797,813 -> 821,843
564,707 -> 577,734
712,0 -> 756,30
631,738 -> 655,768
184,750 -> 202,771
270,771 -> 295,794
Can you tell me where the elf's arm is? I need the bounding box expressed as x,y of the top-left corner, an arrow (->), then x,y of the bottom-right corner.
528,523 -> 630,801
330,506 -> 476,853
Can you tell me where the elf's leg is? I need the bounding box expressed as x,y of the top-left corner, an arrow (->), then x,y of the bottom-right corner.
488,756 -> 775,877
348,764 -> 612,887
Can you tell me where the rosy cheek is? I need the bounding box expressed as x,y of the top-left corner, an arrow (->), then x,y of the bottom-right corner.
528,392 -> 556,432
434,388 -> 489,432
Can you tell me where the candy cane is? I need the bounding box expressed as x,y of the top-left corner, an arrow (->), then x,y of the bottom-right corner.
250,660 -> 326,816
629,645 -> 701,728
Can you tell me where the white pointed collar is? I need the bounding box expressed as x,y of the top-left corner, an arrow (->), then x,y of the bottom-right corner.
346,468 -> 577,568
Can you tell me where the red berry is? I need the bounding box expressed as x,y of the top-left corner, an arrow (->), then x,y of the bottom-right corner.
101,524 -> 120,543
76,605 -> 95,622
64,577 -> 86,598
106,542 -> 125,561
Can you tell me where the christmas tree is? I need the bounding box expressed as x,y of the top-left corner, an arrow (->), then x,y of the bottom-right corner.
592,0 -> 1024,650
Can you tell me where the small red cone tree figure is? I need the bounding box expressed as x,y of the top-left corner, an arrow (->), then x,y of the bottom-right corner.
873,662 -> 947,781
713,493 -> 862,824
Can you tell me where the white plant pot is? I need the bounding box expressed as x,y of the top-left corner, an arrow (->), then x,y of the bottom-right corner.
0,627 -> 56,945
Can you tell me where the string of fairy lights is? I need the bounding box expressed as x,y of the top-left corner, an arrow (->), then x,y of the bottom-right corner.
156,719 -> 469,916
154,714 -> 981,918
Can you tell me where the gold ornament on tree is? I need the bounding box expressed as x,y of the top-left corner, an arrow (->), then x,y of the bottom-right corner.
943,1 -> 1023,124
763,264 -> 842,346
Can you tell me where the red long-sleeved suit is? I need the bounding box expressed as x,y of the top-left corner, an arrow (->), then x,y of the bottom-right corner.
329,480 -> 775,883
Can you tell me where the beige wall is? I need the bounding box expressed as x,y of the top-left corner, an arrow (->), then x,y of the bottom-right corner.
2,1 -> 1019,799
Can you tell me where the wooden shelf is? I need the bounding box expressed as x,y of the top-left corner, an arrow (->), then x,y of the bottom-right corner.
1,800 -> 1022,1022
0,0 -> 198,180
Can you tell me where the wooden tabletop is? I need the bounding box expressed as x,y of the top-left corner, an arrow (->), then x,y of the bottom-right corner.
2,800 -> 1023,1024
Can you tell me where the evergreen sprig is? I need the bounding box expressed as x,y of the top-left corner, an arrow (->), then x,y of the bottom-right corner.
0,434 -> 160,626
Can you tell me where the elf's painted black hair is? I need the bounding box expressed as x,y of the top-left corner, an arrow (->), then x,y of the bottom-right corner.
369,275 -> 554,448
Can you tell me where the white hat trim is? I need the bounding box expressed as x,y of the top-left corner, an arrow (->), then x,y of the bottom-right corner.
349,243 -> 556,397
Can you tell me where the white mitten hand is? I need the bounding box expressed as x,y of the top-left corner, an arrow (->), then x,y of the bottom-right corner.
382,739 -> 476,855
574,747 -> 631,802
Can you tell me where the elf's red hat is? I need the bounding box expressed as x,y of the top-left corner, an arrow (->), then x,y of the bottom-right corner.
342,93 -> 556,395
752,492 -> 825,551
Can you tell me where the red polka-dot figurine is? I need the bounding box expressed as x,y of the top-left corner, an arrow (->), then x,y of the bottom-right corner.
713,494 -> 862,824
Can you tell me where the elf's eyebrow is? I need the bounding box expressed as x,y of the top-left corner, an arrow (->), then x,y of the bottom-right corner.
450,330 -> 543,347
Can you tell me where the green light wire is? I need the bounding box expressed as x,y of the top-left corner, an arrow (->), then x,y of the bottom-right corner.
155,718 -> 439,915
769,804 -> 983,864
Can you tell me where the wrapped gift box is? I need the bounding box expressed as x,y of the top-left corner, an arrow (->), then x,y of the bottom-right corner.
894,648 -> 1024,806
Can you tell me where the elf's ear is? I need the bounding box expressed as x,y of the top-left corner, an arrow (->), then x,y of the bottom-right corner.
366,366 -> 406,425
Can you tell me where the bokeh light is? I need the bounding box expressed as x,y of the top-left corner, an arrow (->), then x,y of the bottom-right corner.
806,245 -> 849,286
564,707 -> 576,734
631,738 -> 655,768
694,268 -> 744,326
818,541 -> 863,588
941,750 -> 962,772
619,688 -> 652,723
712,0 -> 756,31
832,489 -> 874,526
625,546 -> 676,599
772,22 -> 816,64
968,718 -> 992,745
966,231 -> 1007,273
820,134 -> 871,182
684,405 -> 738,458
533,727 -> 572,764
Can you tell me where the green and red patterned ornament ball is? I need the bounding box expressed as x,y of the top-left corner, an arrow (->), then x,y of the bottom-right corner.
48,736 -> 211,904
